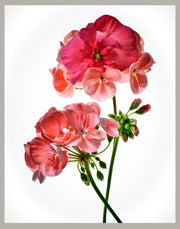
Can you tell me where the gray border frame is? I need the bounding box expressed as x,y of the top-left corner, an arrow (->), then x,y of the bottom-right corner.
0,0 -> 178,228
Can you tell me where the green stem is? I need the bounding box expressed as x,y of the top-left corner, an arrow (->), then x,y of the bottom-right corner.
103,137 -> 120,222
103,95 -> 122,223
84,161 -> 122,223
113,96 -> 117,115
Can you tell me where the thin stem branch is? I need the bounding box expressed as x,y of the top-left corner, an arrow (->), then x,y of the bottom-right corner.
113,96 -> 117,115
102,95 -> 122,223
84,161 -> 122,223
97,142 -> 110,155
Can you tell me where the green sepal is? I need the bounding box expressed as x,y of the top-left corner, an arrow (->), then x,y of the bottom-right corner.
107,135 -> 113,143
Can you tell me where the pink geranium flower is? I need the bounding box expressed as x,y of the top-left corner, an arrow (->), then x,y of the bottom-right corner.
50,63 -> 74,98
60,15 -> 138,85
129,52 -> 155,94
64,103 -> 120,152
24,137 -> 68,183
64,105 -> 106,153
36,108 -> 74,144
82,67 -> 123,101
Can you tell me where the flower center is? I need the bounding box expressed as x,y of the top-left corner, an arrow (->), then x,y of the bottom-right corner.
133,69 -> 137,76
93,51 -> 101,60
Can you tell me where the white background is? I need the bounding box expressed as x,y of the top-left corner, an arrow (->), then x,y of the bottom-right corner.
5,5 -> 175,223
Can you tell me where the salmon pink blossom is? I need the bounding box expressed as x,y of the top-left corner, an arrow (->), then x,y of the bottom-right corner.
50,64 -> 74,98
82,67 -> 123,101
129,52 -> 155,94
36,108 -> 74,144
24,137 -> 68,183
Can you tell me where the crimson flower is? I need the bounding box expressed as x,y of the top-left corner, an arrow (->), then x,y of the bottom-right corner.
60,15 -> 138,85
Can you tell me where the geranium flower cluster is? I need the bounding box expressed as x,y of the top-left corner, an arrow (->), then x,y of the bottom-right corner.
24,102 -> 119,183
50,15 -> 155,101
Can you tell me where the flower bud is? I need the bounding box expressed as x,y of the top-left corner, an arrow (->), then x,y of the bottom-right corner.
128,132 -> 134,139
135,104 -> 151,115
118,110 -> 122,116
129,119 -> 137,125
122,114 -> 128,120
99,161 -> 107,169
124,123 -> 131,130
131,125 -> 139,136
81,166 -> 85,172
81,173 -> 90,186
129,98 -> 142,111
97,171 -> 104,181
121,132 -> 128,142
95,157 -> 100,161
90,162 -> 95,169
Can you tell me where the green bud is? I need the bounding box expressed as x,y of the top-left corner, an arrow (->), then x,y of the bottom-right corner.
97,171 -> 104,181
90,162 -> 95,169
81,166 -> 85,172
120,119 -> 125,125
129,119 -> 137,125
121,132 -> 128,142
99,161 -> 107,169
122,114 -> 128,120
129,132 -> 134,139
118,110 -> 122,116
95,157 -> 100,161
124,123 -> 131,130
80,173 -> 90,186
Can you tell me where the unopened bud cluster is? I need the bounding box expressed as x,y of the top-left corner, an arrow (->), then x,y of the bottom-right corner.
108,98 -> 151,142
79,154 -> 107,185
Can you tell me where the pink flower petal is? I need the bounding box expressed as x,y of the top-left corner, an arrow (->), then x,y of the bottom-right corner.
78,137 -> 101,153
83,67 -> 117,101
130,71 -> 148,94
79,23 -> 96,46
100,118 -> 120,137
61,35 -> 85,73
63,30 -> 79,44
103,67 -> 121,82
136,52 -> 155,70
94,15 -> 123,34
50,67 -> 74,98
86,102 -> 101,116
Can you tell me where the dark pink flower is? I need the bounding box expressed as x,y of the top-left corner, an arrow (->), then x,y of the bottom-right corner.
60,15 -> 138,85
24,137 -> 68,183
129,52 -> 155,94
